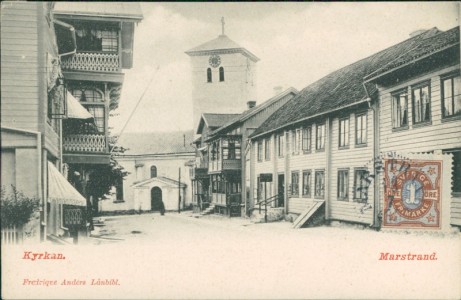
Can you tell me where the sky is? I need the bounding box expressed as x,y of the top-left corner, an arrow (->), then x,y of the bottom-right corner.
110,2 -> 459,135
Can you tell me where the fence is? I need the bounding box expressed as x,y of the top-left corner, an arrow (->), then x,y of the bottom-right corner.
1,226 -> 23,245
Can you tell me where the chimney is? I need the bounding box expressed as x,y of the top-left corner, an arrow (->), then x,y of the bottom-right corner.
247,101 -> 256,109
409,29 -> 427,37
274,86 -> 283,96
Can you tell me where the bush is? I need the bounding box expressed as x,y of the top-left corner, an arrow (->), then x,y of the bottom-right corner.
1,186 -> 40,228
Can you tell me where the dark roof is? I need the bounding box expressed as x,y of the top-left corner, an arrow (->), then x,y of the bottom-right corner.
115,130 -> 195,155
251,27 -> 444,139
197,113 -> 240,134
210,87 -> 298,136
365,27 -> 460,81
185,34 -> 259,62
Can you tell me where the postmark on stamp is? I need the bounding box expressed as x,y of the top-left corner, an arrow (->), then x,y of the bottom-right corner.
383,158 -> 442,229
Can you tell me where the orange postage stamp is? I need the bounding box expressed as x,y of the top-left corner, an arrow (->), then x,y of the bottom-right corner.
383,159 -> 442,229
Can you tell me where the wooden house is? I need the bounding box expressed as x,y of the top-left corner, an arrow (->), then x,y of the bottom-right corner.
191,88 -> 298,216
192,113 -> 240,213
248,27 -> 458,228
53,2 -> 142,211
364,26 -> 460,229
1,2 -> 86,242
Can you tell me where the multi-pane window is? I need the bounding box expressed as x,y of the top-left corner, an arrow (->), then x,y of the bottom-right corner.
219,67 -> 225,82
71,88 -> 104,102
392,90 -> 408,128
292,130 -> 301,154
257,141 -> 263,162
316,124 -> 325,150
354,169 -> 369,202
291,171 -> 299,197
264,138 -> 271,160
314,170 -> 325,198
211,142 -> 219,160
337,170 -> 349,200
222,139 -> 241,160
356,113 -> 367,145
211,175 -> 224,193
277,134 -> 284,157
207,68 -> 212,83
86,106 -> 105,133
412,83 -> 431,124
339,118 -> 350,148
441,74 -> 461,118
302,170 -> 311,197
73,22 -> 119,52
302,126 -> 312,152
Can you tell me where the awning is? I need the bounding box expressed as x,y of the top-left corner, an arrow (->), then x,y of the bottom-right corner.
67,91 -> 93,120
48,162 -> 87,206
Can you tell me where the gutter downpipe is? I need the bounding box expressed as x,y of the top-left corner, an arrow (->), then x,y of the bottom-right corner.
1,126 -> 44,240
362,82 -> 380,229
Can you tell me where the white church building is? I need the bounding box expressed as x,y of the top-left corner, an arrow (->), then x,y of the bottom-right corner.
99,131 -> 195,213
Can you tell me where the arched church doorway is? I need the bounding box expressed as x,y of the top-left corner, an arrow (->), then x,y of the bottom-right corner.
151,187 -> 163,211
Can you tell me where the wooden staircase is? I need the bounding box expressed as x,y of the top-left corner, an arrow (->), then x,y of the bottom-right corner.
292,200 -> 325,229
200,204 -> 215,216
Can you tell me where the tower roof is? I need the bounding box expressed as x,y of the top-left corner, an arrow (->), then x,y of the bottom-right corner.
185,35 -> 259,62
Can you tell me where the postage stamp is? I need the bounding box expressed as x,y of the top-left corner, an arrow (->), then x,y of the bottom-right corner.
383,158 -> 442,229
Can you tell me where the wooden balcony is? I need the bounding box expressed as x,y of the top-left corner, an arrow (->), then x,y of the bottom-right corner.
63,134 -> 107,153
61,52 -> 121,73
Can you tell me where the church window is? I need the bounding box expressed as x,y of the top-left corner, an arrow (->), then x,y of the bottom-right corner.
219,67 -> 225,82
150,166 -> 157,178
207,68 -> 212,83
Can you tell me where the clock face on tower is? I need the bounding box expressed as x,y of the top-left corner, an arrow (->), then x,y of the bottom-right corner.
209,55 -> 221,68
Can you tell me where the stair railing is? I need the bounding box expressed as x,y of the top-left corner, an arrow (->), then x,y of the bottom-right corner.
252,195 -> 279,223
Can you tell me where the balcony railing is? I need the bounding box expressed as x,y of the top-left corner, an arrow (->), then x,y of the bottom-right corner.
61,52 -> 120,72
63,134 -> 107,153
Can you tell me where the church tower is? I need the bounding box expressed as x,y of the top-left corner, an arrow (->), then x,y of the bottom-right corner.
186,18 -> 259,129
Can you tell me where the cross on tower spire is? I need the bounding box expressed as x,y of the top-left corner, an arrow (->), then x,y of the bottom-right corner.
221,17 -> 225,35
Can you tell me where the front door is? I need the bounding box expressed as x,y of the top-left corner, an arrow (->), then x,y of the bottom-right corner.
151,187 -> 163,211
278,174 -> 285,207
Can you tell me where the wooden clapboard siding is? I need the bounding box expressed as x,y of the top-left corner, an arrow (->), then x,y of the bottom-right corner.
1,129 -> 38,148
329,109 -> 375,224
1,2 -> 40,132
378,64 -> 461,227
287,122 -> 327,215
379,65 -> 461,153
254,140 -> 273,174
289,198 -> 315,214
329,200 -> 373,224
451,197 -> 461,226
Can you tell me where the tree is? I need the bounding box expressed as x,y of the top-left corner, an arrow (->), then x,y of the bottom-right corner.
66,142 -> 129,215
1,186 -> 39,228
